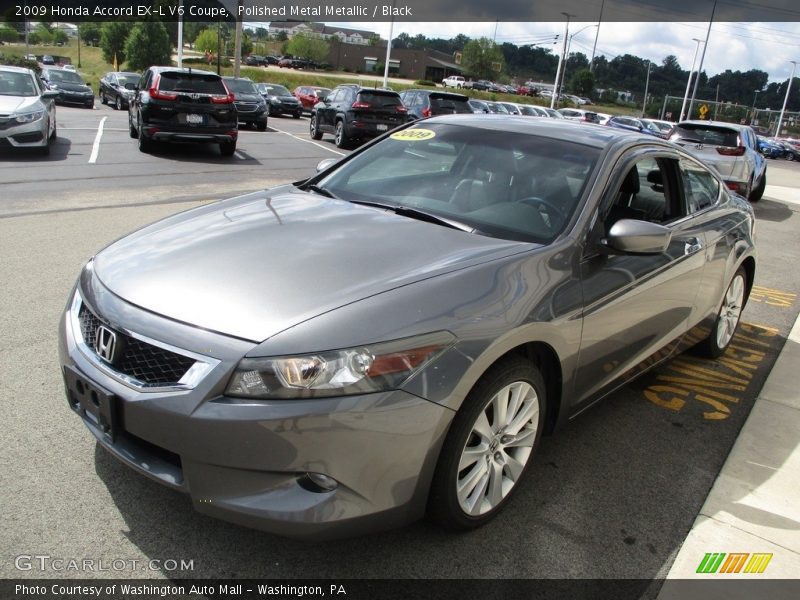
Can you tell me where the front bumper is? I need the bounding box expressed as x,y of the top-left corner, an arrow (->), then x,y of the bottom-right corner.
56,91 -> 94,106
0,115 -> 49,148
59,278 -> 453,540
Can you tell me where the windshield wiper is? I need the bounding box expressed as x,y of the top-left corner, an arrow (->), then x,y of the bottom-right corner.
346,199 -> 474,233
301,183 -> 339,200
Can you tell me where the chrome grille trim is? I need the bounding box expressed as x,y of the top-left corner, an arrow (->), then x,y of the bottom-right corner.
69,290 -> 220,392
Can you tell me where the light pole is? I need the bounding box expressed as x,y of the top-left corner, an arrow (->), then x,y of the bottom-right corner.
687,0 -> 718,121
590,0 -> 605,72
751,89 -> 760,123
641,61 -> 652,117
383,0 -> 396,89
558,24 -> 597,104
775,60 -> 798,138
680,38 -> 704,121
551,13 -> 574,109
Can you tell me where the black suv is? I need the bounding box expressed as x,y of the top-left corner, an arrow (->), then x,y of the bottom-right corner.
222,76 -> 268,130
310,85 -> 408,148
399,89 -> 472,120
128,67 -> 238,156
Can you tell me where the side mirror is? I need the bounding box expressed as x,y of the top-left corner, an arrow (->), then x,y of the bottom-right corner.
602,219 -> 672,255
316,158 -> 338,173
42,90 -> 59,99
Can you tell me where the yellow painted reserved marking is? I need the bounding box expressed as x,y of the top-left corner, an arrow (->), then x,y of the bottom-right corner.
749,286 -> 796,308
644,323 -> 779,420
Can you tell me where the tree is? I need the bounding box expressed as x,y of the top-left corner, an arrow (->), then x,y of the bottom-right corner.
30,24 -> 53,45
100,22 -> 133,68
569,69 -> 596,97
194,28 -> 219,54
368,34 -> 381,47
285,33 -> 329,64
0,25 -> 19,44
462,37 -> 504,80
52,29 -> 68,45
124,21 -> 172,71
80,23 -> 101,46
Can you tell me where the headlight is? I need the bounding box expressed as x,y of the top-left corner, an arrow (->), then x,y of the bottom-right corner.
269,96 -> 280,104
15,111 -> 44,123
226,331 -> 455,399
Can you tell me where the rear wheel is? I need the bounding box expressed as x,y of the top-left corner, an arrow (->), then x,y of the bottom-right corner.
428,357 -> 546,530
334,120 -> 349,149
695,267 -> 747,358
128,113 -> 137,139
749,170 -> 766,202
310,115 -> 322,140
219,140 -> 237,156
137,118 -> 154,153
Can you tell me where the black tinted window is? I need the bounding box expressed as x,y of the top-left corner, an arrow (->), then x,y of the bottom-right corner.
159,72 -> 226,94
430,97 -> 472,114
671,125 -> 738,147
357,92 -> 402,107
224,78 -> 258,94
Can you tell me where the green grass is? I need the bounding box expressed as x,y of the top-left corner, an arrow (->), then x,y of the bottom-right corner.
1,40 -> 111,91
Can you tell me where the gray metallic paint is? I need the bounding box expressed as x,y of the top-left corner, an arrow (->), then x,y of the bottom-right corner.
59,117 -> 756,538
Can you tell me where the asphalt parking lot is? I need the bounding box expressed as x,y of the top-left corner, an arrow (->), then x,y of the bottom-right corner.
1,104 -> 799,584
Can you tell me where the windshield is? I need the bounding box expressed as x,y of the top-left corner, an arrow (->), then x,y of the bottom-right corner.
117,74 -> 139,86
318,123 -> 598,244
46,70 -> 85,85
224,78 -> 258,94
0,71 -> 37,97
258,83 -> 290,96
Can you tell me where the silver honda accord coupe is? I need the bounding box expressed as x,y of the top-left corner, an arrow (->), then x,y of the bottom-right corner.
59,116 -> 755,539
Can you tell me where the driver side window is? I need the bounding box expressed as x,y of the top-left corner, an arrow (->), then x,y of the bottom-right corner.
604,156 -> 680,230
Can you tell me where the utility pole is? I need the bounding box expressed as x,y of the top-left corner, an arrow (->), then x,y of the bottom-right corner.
687,0 -> 718,121
775,60 -> 798,138
641,61 -> 652,118
383,4 -> 395,89
551,13 -> 573,110
590,0 -> 605,72
680,38 -> 703,121
233,0 -> 242,77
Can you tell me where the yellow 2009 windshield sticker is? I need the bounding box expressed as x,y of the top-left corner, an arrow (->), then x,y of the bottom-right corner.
390,129 -> 436,141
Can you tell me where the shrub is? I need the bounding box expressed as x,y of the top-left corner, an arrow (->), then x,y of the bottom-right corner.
414,80 -> 437,87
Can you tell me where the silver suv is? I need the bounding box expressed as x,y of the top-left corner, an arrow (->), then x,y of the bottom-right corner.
668,121 -> 766,202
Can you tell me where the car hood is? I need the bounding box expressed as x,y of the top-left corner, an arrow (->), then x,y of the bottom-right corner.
52,81 -> 91,93
93,187 -> 527,342
0,95 -> 40,113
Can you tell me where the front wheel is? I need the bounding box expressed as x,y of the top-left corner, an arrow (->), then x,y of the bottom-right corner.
115,96 -> 123,111
428,357 -> 546,530
695,267 -> 747,358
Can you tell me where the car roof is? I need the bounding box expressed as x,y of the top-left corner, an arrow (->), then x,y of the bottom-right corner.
0,65 -> 35,75
424,114 -> 672,149
678,120 -> 751,132
149,66 -> 219,77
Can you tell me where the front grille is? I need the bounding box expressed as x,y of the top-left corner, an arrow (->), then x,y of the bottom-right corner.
79,303 -> 196,387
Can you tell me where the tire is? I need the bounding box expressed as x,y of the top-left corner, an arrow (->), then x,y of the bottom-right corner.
293,112 -> 301,119
749,170 -> 766,202
115,96 -> 123,111
428,357 -> 546,530
129,113 -> 137,139
695,267 -> 747,359
49,116 -> 57,141
137,118 -> 154,153
334,120 -> 349,149
310,115 -> 322,140
219,140 -> 236,156
100,92 -> 107,105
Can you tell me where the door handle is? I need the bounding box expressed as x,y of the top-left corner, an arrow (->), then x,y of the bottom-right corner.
684,237 -> 703,255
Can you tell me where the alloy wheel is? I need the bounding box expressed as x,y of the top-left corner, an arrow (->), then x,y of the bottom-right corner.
456,381 -> 539,516
716,273 -> 745,350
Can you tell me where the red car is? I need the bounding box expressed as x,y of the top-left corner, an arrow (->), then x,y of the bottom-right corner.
293,85 -> 332,114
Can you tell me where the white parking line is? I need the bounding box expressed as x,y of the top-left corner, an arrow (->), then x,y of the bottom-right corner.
271,127 -> 346,156
88,117 -> 107,164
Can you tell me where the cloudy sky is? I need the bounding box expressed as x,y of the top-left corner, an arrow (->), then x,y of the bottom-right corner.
310,20 -> 800,83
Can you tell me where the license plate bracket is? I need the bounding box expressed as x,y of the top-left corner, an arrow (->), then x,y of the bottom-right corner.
63,365 -> 119,443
